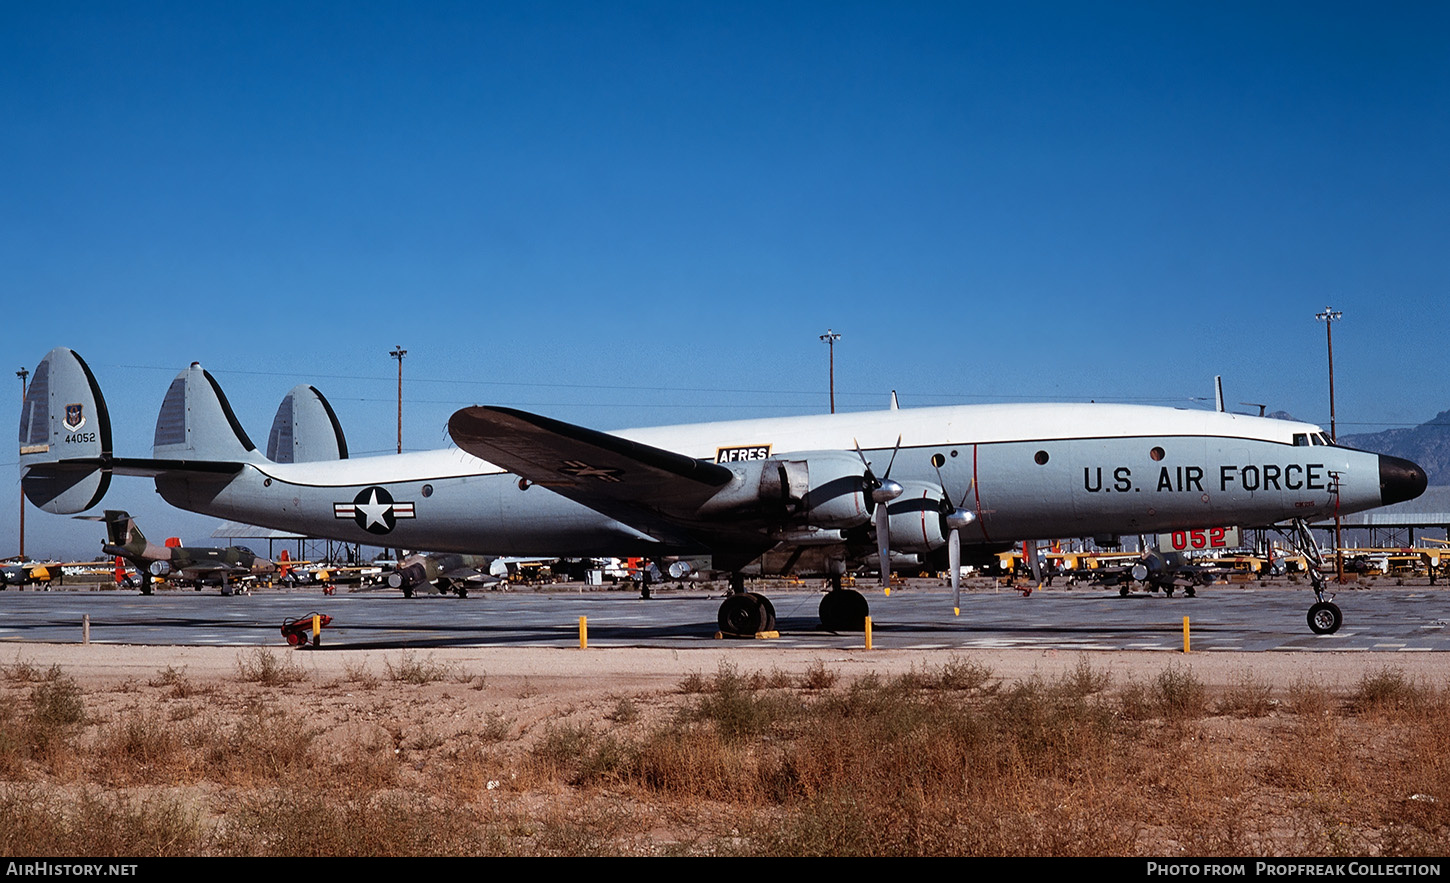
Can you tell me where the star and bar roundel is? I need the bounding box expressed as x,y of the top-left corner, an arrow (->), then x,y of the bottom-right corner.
334,486 -> 415,535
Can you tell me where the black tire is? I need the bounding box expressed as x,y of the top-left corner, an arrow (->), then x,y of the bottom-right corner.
749,593 -> 776,632
402,586 -> 414,599
1307,601 -> 1343,635
1185,586 -> 1196,598
456,586 -> 468,598
718,594 -> 764,635
1119,585 -> 1130,598
819,589 -> 868,631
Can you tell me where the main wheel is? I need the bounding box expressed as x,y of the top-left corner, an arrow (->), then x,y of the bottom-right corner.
819,589 -> 868,631
1119,585 -> 1130,598
718,594 -> 765,635
1307,601 -> 1343,635
748,593 -> 776,632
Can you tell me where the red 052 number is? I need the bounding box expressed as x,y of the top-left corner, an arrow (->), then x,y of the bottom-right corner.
1170,528 -> 1226,550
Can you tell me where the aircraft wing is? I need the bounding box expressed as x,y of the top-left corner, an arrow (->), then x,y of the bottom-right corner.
448,406 -> 738,547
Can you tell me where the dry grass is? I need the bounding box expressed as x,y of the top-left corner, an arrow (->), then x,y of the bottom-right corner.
384,651 -> 457,684
0,658 -> 1447,856
235,649 -> 307,686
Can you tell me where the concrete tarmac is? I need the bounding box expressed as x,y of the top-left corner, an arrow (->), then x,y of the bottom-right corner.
1,580 -> 1446,652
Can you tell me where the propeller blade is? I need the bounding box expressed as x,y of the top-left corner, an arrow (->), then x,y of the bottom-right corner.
856,436 -> 905,590
949,528 -> 961,610
877,509 -> 892,589
882,435 -> 902,480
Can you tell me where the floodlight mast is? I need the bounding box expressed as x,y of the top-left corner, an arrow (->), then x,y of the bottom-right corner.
819,329 -> 841,414
389,346 -> 407,454
1316,307 -> 1344,583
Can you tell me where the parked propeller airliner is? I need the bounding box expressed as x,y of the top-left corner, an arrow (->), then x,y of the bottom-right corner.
18,348 -> 1427,634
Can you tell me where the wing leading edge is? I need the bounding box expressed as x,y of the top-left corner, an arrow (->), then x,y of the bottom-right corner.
448,406 -> 759,552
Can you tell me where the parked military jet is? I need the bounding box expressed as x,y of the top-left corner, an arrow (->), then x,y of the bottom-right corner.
0,559 -> 94,588
385,552 -> 500,597
96,509 -> 274,595
19,348 -> 1427,634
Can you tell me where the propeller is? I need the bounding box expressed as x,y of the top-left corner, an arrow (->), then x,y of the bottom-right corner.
855,436 -> 905,589
933,457 -> 978,611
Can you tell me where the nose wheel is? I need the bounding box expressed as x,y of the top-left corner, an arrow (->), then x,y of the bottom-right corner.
1307,601 -> 1342,635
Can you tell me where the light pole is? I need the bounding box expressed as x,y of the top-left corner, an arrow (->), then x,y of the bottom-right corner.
1316,307 -> 1342,441
16,368 -> 26,559
819,329 -> 841,414
1316,307 -> 1344,582
389,346 -> 406,454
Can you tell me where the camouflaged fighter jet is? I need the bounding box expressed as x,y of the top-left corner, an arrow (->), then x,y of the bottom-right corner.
96,510 -> 274,595
385,552 -> 502,597
19,347 -> 1428,635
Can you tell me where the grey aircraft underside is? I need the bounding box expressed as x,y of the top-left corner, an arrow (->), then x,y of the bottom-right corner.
18,348 -> 1427,635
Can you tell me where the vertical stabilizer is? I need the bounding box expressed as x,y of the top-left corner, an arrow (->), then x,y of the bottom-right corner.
18,348 -> 113,513
153,363 -> 261,462
266,385 -> 349,463
101,510 -> 145,554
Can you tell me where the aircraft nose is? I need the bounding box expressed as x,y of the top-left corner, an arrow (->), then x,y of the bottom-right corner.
1378,454 -> 1427,506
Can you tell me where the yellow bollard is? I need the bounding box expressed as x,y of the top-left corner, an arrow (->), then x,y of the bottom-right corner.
864,615 -> 873,650
312,614 -> 320,641
1183,616 -> 1190,653
579,616 -> 588,649
953,607 -> 960,616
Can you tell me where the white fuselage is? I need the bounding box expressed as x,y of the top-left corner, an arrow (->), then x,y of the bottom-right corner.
152,403 -> 1383,562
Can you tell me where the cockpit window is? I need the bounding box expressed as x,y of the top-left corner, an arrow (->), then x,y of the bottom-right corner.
1293,433 -> 1309,446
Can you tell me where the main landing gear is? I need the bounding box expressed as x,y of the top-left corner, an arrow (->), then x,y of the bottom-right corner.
715,573 -> 870,636
819,574 -> 868,631
717,574 -> 777,636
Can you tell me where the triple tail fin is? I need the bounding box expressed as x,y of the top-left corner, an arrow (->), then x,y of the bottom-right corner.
19,347 -> 113,513
153,362 -> 264,463
266,385 -> 348,463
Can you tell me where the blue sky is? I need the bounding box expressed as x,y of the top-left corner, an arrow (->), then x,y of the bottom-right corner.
4,2 -> 1447,557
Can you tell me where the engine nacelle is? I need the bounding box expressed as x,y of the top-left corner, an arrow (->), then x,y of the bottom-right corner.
387,561 -> 429,590
884,481 -> 949,554
698,450 -> 871,530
